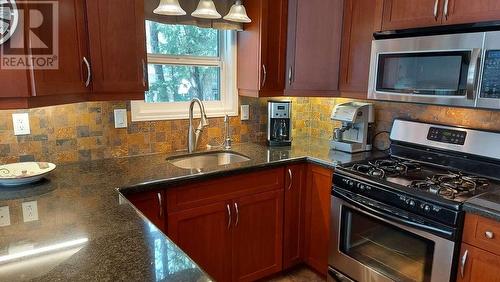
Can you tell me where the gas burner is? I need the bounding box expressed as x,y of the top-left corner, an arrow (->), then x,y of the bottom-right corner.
349,158 -> 421,179
410,172 -> 489,200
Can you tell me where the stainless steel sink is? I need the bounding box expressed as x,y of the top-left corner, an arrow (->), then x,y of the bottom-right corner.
167,151 -> 251,170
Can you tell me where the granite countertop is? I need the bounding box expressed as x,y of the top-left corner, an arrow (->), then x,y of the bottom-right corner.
0,137 -> 380,281
464,190 -> 500,221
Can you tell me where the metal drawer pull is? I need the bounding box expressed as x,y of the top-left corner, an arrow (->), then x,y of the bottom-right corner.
234,202 -> 239,227
262,64 -> 267,87
157,192 -> 163,218
433,0 -> 439,20
444,0 -> 449,19
83,57 -> 91,87
460,249 -> 468,278
287,168 -> 293,190
226,204 -> 232,229
288,67 -> 293,85
485,231 -> 495,239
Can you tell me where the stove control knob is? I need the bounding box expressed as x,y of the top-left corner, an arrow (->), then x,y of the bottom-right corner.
348,181 -> 354,187
406,199 -> 416,207
423,205 -> 431,212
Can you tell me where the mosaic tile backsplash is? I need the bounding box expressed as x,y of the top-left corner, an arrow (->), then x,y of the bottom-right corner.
0,97 -> 267,164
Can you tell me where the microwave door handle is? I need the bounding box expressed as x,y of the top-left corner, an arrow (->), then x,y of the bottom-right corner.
466,48 -> 481,100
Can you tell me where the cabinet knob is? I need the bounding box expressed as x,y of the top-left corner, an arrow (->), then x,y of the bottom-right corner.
485,231 -> 495,239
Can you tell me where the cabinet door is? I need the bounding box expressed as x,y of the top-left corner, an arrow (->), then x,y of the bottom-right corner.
444,0 -> 500,25
31,0 -> 89,98
127,191 -> 165,232
304,164 -> 333,276
232,190 -> 283,281
457,243 -> 500,282
283,164 -> 307,269
286,0 -> 343,95
86,0 -> 147,96
339,0 -> 377,96
381,0 -> 442,30
168,202 -> 232,282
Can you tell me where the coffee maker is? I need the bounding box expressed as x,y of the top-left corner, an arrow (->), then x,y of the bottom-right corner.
268,101 -> 292,146
330,102 -> 374,153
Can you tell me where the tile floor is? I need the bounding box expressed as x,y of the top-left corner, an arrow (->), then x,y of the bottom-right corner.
264,266 -> 326,282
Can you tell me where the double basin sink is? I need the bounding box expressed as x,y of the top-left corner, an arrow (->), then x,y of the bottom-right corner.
167,151 -> 251,170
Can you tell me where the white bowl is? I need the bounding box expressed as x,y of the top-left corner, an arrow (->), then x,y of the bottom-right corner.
0,162 -> 56,186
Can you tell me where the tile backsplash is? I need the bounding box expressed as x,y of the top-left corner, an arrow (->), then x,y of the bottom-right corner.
0,97 -> 267,164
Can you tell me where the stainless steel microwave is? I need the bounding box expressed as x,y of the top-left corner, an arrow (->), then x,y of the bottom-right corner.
368,31 -> 500,110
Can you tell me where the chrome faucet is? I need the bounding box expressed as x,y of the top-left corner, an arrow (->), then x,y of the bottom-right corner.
188,98 -> 209,153
223,115 -> 232,150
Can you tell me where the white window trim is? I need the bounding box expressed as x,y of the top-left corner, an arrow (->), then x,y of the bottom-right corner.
131,30 -> 238,122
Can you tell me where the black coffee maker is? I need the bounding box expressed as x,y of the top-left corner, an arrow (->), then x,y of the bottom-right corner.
267,101 -> 292,146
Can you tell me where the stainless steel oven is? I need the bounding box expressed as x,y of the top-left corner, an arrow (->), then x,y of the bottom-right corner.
368,31 -> 500,110
329,191 -> 455,282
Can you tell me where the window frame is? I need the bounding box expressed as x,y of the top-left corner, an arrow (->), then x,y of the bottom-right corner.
131,27 -> 238,122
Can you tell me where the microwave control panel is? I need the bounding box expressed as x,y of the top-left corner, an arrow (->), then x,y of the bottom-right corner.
481,50 -> 500,99
427,127 -> 467,145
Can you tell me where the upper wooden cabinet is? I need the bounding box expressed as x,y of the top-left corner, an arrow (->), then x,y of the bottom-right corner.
339,0 -> 379,97
86,0 -> 148,99
444,0 -> 500,25
285,0 -> 344,96
238,0 -> 288,97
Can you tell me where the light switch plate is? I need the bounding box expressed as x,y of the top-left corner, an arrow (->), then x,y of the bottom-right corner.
240,105 -> 250,121
12,113 -> 31,135
114,109 -> 128,128
0,206 -> 11,227
22,201 -> 39,222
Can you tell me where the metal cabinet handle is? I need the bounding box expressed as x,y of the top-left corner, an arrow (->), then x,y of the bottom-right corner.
226,204 -> 232,229
83,57 -> 91,87
288,67 -> 293,85
287,168 -> 293,190
433,0 -> 439,20
234,202 -> 239,227
157,192 -> 163,218
485,231 -> 495,239
460,249 -> 468,278
466,48 -> 481,100
262,64 -> 267,87
142,59 -> 147,87
444,0 -> 449,20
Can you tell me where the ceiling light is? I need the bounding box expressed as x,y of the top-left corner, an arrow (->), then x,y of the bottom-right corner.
153,0 -> 186,16
191,0 -> 221,19
223,0 -> 251,23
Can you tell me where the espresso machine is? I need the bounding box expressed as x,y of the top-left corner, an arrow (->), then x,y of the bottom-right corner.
330,102 -> 374,153
268,101 -> 292,146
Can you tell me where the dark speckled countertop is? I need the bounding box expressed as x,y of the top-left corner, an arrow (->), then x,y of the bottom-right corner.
0,138 -> 381,281
464,190 -> 500,221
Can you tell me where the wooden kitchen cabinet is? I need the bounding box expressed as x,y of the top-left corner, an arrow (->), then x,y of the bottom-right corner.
339,0 -> 378,97
168,201 -> 232,282
304,164 -> 333,276
283,163 -> 307,269
86,0 -> 148,100
457,243 -> 500,282
232,190 -> 283,281
443,0 -> 500,25
284,0 -> 344,97
126,190 -> 165,232
381,0 -> 442,30
238,0 -> 288,97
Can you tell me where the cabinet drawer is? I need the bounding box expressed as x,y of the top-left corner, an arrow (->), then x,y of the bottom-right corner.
463,214 -> 500,255
166,167 -> 285,212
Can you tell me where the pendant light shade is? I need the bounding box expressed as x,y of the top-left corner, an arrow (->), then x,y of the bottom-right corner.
191,0 -> 221,19
153,0 -> 186,16
223,0 -> 251,23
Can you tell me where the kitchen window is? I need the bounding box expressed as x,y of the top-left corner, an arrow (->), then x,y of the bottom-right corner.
131,21 -> 238,121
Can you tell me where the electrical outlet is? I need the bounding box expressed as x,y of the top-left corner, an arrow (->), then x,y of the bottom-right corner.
0,206 -> 11,227
114,109 -> 128,128
22,201 -> 39,222
240,105 -> 250,121
12,113 -> 31,135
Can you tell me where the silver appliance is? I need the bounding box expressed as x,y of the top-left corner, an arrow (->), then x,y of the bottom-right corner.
329,119 -> 500,282
368,31 -> 500,109
267,101 -> 292,147
330,102 -> 374,153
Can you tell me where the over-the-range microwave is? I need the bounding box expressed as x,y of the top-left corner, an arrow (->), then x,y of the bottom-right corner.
368,31 -> 500,110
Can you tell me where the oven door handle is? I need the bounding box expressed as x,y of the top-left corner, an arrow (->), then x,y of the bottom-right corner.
466,48 -> 481,100
334,189 -> 454,238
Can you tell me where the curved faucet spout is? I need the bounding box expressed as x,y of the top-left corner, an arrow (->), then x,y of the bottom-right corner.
188,98 -> 209,153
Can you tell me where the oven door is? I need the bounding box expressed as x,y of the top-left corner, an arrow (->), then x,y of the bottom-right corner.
329,195 -> 455,282
368,32 -> 483,108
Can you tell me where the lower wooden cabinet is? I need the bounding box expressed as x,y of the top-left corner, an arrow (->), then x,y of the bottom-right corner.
126,190 -> 165,232
304,164 -> 333,276
457,243 -> 500,282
